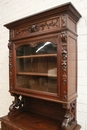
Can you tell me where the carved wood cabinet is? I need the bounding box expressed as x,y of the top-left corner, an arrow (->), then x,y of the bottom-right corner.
0,2 -> 81,130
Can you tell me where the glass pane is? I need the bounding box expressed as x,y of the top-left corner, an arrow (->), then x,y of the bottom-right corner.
17,75 -> 57,93
16,42 -> 57,94
16,45 -> 31,56
16,56 -> 57,75
35,42 -> 56,54
16,42 -> 56,56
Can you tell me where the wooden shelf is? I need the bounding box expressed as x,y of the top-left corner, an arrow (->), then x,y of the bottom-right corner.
1,111 -> 61,130
17,72 -> 57,77
17,54 -> 57,58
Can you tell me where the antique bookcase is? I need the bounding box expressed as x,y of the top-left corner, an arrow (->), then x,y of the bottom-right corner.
0,2 -> 81,130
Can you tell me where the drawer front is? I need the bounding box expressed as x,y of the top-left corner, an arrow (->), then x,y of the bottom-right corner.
1,122 -> 22,130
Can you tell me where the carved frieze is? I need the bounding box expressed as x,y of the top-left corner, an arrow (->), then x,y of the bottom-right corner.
14,17 -> 60,37
61,31 -> 67,101
9,15 -> 67,40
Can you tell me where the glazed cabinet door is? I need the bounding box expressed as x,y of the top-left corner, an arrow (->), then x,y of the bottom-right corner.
10,35 -> 61,101
16,42 -> 57,93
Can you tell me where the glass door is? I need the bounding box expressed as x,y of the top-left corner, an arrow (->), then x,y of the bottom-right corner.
16,41 -> 57,93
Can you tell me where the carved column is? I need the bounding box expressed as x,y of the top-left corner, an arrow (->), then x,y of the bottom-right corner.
8,42 -> 13,90
60,31 -> 67,101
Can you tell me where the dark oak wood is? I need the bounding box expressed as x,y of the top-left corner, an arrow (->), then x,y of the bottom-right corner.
0,112 -> 81,130
0,2 -> 81,130
0,111 -> 81,130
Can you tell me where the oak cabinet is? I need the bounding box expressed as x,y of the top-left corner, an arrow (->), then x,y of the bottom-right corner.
0,2 -> 81,130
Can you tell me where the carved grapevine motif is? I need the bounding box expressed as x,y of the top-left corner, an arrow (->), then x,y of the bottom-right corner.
9,14 -> 67,40
15,17 -> 60,36
10,15 -> 67,39
61,32 -> 67,101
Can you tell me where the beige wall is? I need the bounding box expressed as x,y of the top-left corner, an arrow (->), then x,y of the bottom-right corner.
0,0 -> 87,130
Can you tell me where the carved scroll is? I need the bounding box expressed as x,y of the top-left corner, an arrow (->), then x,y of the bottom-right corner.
9,95 -> 24,115
61,32 -> 67,101
62,100 -> 76,130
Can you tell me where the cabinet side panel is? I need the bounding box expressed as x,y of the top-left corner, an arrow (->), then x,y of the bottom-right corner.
67,16 -> 76,33
68,34 -> 77,99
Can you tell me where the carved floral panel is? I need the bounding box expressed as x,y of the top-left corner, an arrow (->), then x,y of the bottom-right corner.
10,15 -> 67,39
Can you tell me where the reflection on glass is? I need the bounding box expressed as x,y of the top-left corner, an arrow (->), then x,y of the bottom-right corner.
17,75 -> 57,93
16,57 -> 57,75
35,42 -> 56,54
16,42 -> 57,93
16,42 -> 56,56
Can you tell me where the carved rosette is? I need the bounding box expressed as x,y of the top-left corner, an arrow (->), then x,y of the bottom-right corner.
8,42 -> 13,90
62,100 -> 76,130
61,32 -> 67,101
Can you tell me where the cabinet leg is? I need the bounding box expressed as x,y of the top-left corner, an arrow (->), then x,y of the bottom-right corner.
61,100 -> 80,130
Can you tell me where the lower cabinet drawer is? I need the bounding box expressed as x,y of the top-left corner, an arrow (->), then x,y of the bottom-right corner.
1,122 -> 22,130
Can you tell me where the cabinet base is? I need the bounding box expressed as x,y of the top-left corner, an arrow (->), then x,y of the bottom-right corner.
0,111 -> 81,130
